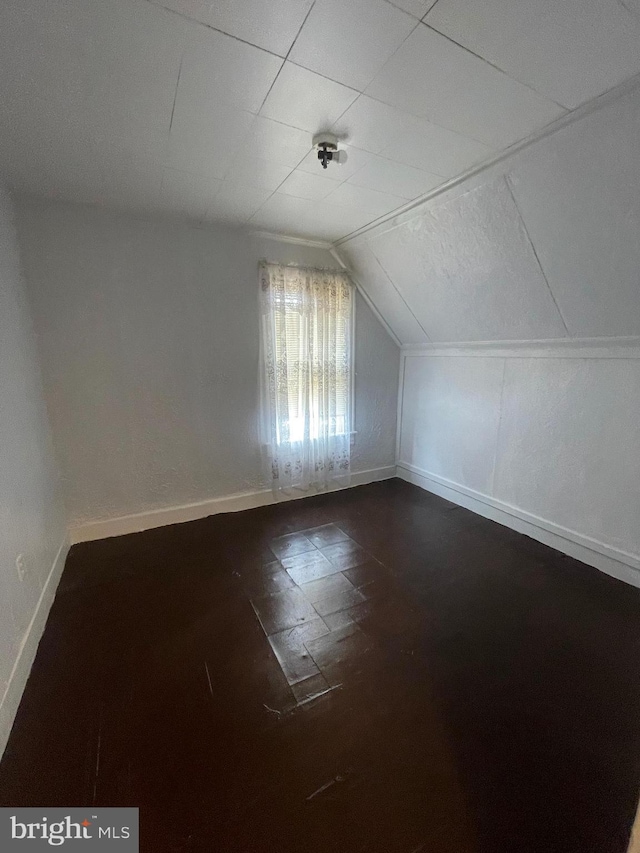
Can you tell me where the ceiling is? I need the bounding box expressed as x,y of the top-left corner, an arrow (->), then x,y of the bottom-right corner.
1,0 -> 639,242
340,83 -> 640,344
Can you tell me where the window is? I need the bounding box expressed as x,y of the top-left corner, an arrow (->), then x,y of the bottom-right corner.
259,262 -> 354,492
272,282 -> 351,443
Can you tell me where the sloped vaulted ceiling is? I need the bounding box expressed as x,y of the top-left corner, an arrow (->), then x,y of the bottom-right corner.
336,81 -> 640,344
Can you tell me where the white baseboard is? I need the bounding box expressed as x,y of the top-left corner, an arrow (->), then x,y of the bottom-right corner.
0,535 -> 70,760
397,462 -> 640,589
69,466 -> 397,544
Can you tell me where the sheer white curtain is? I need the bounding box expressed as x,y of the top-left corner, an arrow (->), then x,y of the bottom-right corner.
259,262 -> 354,494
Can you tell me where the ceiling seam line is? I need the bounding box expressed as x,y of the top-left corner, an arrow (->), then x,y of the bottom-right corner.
380,0 -> 423,21
360,92 -> 493,147
198,5 -> 320,225
139,0 -> 286,60
246,140 -> 320,228
331,249 -> 403,347
254,0 -> 319,119
282,59 -> 361,94
284,4 -> 422,97
338,16 -> 424,100
419,21 -> 570,111
503,174 -> 572,337
254,60 -> 286,118
283,1 -> 317,60
370,247 -> 432,340
421,0 -> 444,20
286,12 -> 422,102
242,92 -> 491,180
331,70 -> 640,247
168,50 -> 185,134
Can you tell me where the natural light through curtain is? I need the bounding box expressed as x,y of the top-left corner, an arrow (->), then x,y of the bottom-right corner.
259,262 -> 354,493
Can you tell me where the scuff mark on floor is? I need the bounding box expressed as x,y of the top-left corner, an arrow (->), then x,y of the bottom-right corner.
204,661 -> 214,698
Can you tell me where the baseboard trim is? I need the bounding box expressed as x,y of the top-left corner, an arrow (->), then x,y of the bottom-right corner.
397,462 -> 640,589
0,535 -> 70,759
69,466 -> 397,544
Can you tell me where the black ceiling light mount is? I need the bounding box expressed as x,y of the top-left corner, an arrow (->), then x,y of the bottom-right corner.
312,133 -> 348,170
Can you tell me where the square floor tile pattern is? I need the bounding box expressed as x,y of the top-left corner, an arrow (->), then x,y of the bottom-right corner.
301,523 -> 351,548
297,572 -> 356,604
269,531 -> 316,560
321,540 -> 370,570
2,483 -> 640,853
251,586 -> 319,635
267,618 -> 329,685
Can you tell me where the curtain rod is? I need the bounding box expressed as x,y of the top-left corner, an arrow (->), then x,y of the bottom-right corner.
259,259 -> 350,275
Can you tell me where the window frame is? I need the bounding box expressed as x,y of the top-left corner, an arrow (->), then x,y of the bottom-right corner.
269,267 -> 356,446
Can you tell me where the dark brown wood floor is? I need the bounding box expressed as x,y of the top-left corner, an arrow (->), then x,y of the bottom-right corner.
1,479 -> 639,852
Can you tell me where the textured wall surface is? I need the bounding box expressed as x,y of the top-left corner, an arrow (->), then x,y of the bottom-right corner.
0,186 -> 67,754
399,352 -> 640,572
352,286 -> 399,473
339,83 -> 640,345
337,81 -> 640,582
16,198 -> 398,527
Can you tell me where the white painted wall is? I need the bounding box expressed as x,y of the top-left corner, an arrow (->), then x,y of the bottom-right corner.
337,80 -> 640,585
15,198 -> 399,534
398,347 -> 640,585
0,186 -> 68,756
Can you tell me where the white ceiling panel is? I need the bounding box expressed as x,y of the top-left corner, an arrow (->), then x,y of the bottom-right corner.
147,0 -> 314,56
177,25 -> 283,115
2,158 -> 107,209
387,0 -> 439,18
279,170 -> 342,200
98,156 -> 166,217
236,117 -> 312,168
365,25 -> 565,147
325,182 -> 407,216
348,158 -> 442,199
260,62 -> 359,132
90,113 -> 172,166
380,118 -> 494,178
249,193 -> 372,241
0,0 -> 184,111
1,94 -> 97,175
160,168 -> 223,219
0,1 -> 92,109
80,0 -> 186,140
222,156 -> 293,191
288,0 -> 416,91
205,183 -> 273,223
248,192 -> 318,235
368,177 -> 569,341
506,87 -> 640,337
425,0 -> 640,109
2,0 -> 640,244
332,96 -> 421,154
333,95 -> 494,178
300,203 -> 373,241
0,0 -> 185,162
0,93 -> 107,206
167,99 -> 255,179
